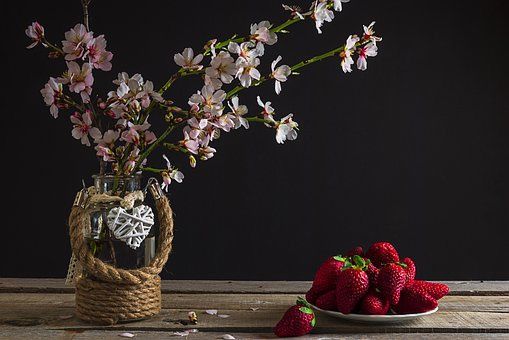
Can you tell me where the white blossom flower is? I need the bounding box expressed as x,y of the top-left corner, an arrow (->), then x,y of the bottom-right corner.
70,111 -> 101,146
60,61 -> 94,102
340,35 -> 360,73
205,51 -> 238,84
363,21 -> 382,43
136,80 -> 163,108
236,57 -> 261,88
314,1 -> 334,34
228,96 -> 249,129
40,77 -> 63,118
257,96 -> 275,123
174,48 -> 204,70
282,4 -> 305,20
228,41 -> 265,60
204,74 -> 223,90
25,22 -> 45,49
62,23 -> 94,61
161,154 -> 184,191
275,114 -> 298,144
357,42 -> 378,71
250,21 -> 278,45
188,85 -> 226,116
198,146 -> 217,161
333,0 -> 350,12
271,56 -> 292,95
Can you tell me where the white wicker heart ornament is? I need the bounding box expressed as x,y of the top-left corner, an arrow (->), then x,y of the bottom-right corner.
106,205 -> 154,249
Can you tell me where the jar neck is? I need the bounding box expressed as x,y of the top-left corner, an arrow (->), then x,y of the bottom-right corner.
93,175 -> 141,194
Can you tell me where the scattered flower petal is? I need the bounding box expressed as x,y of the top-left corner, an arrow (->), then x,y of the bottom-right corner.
205,309 -> 218,315
118,333 -> 135,338
219,335 -> 235,340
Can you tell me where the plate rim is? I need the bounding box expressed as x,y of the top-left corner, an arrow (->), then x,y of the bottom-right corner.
310,304 -> 439,319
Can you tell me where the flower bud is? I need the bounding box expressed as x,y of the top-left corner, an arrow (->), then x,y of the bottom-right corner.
189,155 -> 197,168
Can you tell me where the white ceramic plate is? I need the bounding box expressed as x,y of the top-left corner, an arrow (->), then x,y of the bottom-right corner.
311,305 -> 438,323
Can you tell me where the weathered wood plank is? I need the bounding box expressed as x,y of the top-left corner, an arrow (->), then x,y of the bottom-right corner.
1,279 -> 508,295
0,294 -> 507,313
1,306 -> 508,333
1,327 -> 508,340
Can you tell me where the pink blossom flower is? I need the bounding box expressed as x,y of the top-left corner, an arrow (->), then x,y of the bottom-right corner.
362,21 -> 382,43
271,56 -> 291,95
61,61 -> 94,102
275,114 -> 299,144
357,42 -> 378,71
340,35 -> 360,73
204,74 -> 223,90
250,21 -> 277,45
62,24 -> 93,61
160,155 -> 184,191
174,48 -> 204,70
206,51 -> 238,84
94,129 -> 119,161
136,81 -> 163,108
236,57 -> 261,88
70,111 -> 101,146
121,121 -> 151,145
25,22 -> 45,49
40,77 -> 63,118
181,129 -> 200,154
124,147 -> 146,173
188,85 -> 226,116
227,96 -> 249,129
86,35 -> 113,71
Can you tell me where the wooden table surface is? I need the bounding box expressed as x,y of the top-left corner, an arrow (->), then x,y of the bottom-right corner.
0,279 -> 508,339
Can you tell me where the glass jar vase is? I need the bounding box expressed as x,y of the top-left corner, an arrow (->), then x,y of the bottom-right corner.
86,175 -> 157,269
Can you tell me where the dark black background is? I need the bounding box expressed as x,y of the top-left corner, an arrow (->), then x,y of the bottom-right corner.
2,0 -> 508,280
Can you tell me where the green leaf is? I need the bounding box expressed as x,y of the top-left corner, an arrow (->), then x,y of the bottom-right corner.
311,316 -> 316,327
299,306 -> 314,315
297,297 -> 311,308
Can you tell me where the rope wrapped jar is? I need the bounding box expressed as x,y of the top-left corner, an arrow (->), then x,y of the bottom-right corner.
68,181 -> 174,325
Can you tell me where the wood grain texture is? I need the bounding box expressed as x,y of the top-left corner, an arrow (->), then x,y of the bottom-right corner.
1,279 -> 508,295
0,280 -> 508,339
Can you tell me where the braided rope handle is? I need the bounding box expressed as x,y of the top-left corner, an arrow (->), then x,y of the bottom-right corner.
69,185 -> 174,285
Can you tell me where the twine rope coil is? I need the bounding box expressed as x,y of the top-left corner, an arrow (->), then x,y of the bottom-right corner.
68,184 -> 174,324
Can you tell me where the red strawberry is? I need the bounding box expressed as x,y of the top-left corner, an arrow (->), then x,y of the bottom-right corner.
393,285 -> 438,314
346,246 -> 364,257
366,261 -> 380,286
310,255 -> 346,296
411,280 -> 449,300
305,287 -> 320,305
402,257 -> 416,286
315,290 -> 337,311
377,263 -> 407,305
274,298 -> 316,337
359,290 -> 390,315
366,242 -> 400,267
335,256 -> 370,314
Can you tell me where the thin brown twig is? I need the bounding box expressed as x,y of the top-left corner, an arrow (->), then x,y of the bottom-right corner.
81,0 -> 91,31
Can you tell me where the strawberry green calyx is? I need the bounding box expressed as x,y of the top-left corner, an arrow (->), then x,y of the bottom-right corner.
343,255 -> 369,271
297,296 -> 312,308
395,262 -> 408,269
333,255 -> 347,262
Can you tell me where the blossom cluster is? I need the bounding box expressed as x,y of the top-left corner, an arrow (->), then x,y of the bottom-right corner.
27,0 -> 382,191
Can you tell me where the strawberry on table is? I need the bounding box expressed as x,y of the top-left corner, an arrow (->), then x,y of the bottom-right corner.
393,284 -> 438,314
402,257 -> 416,286
335,255 -> 370,314
309,255 -> 347,297
315,290 -> 337,311
273,297 -> 316,338
366,261 -> 380,286
305,286 -> 321,305
377,262 -> 407,305
411,280 -> 449,300
359,290 -> 390,315
366,242 -> 400,267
